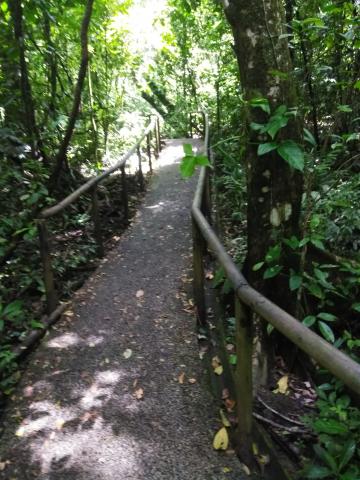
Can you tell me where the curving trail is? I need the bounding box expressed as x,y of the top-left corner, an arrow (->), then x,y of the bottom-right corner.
0,139 -> 246,479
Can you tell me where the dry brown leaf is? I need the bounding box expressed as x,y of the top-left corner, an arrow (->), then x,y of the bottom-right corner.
222,388 -> 230,400
178,372 -> 185,384
224,398 -> 236,412
134,388 -> 144,400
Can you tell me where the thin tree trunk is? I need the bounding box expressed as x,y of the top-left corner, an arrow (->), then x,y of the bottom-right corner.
49,0 -> 95,188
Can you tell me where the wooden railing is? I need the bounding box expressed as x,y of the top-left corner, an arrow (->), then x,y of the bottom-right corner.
191,112 -> 360,461
38,116 -> 161,313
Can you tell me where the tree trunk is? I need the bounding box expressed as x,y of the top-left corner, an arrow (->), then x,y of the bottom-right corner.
222,0 -> 304,384
49,0 -> 95,188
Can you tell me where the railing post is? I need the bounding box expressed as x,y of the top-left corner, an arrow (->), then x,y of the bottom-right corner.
120,165 -> 129,223
37,219 -> 57,314
146,132 -> 153,173
189,113 -> 193,138
137,145 -> 145,191
192,216 -> 206,326
234,296 -> 253,464
154,125 -> 159,159
157,117 -> 161,152
91,185 -> 104,257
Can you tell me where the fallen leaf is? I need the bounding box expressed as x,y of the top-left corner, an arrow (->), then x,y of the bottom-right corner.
211,355 -> 222,370
136,290 -> 144,298
213,427 -> 229,451
273,375 -> 289,394
178,372 -> 185,384
15,427 -> 25,437
224,398 -> 236,412
123,349 -> 132,359
222,388 -> 230,400
205,271 -> 214,280
188,378 -> 197,384
214,366 -> 223,375
240,463 -> 251,476
223,467 -> 232,473
133,388 -> 144,400
220,409 -> 231,427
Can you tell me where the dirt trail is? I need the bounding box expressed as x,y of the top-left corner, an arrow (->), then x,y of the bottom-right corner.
0,139 -> 246,479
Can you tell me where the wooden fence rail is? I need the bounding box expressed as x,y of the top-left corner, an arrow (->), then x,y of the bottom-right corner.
190,111 -> 360,461
38,116 -> 161,313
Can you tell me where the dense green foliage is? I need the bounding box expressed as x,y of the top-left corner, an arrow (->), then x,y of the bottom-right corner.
0,0 -> 359,475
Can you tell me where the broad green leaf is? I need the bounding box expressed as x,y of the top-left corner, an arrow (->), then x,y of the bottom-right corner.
354,80 -> 360,90
317,312 -> 337,322
311,239 -> 325,250
313,445 -> 337,472
183,143 -> 193,155
303,315 -> 316,327
229,354 -> 237,365
196,154 -> 210,166
351,303 -> 360,313
338,439 -> 356,470
257,142 -> 278,156
265,244 -> 281,263
252,261 -> 264,271
337,105 -> 352,113
263,265 -> 282,279
250,97 -> 270,114
180,156 -> 196,177
304,128 -> 317,146
313,418 -> 348,435
250,122 -> 266,132
0,2 -> 8,12
283,236 -> 299,250
318,321 -> 335,343
289,274 -> 302,291
266,115 -> 289,139
304,464 -> 332,479
277,140 -> 304,171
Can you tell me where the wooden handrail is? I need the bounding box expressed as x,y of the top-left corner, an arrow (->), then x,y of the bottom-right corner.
38,116 -> 161,313
190,111 -> 360,461
40,119 -> 157,219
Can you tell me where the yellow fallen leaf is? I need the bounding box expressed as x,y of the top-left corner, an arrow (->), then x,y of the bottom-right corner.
134,388 -> 144,400
214,366 -> 223,375
273,375 -> 289,394
211,356 -> 221,369
223,467 -> 232,473
220,409 -> 231,427
15,426 -> 25,437
213,427 -> 229,450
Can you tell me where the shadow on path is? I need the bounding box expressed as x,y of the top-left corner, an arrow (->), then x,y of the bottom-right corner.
0,140 -> 246,479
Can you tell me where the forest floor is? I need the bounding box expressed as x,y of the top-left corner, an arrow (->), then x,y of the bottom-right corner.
0,139 -> 246,479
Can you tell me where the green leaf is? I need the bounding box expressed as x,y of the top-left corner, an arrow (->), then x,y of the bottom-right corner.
354,80 -> 360,90
196,154 -> 210,166
265,244 -> 281,264
229,354 -> 237,365
317,312 -> 337,322
277,140 -> 304,171
311,239 -> 325,250
338,440 -> 356,471
250,122 -> 266,132
304,128 -> 317,147
263,265 -> 283,279
289,274 -> 302,291
252,261 -> 264,271
1,2 -> 8,12
183,143 -> 193,156
283,236 -> 299,250
180,156 -> 196,177
313,445 -> 337,472
351,303 -> 360,313
304,465 -> 332,479
337,105 -> 352,113
303,315 -> 316,327
318,321 -> 335,343
257,142 -> 278,156
30,320 -> 45,329
313,418 -> 348,435
266,115 -> 289,139
250,97 -> 270,114
267,323 -> 275,335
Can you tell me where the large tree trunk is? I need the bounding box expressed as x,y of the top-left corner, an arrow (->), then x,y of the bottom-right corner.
222,1 -> 304,384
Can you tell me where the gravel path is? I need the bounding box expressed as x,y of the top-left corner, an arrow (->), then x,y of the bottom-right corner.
0,140 -> 246,479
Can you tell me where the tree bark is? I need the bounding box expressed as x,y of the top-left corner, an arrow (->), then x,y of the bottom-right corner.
49,0 -> 95,188
222,0 -> 304,384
